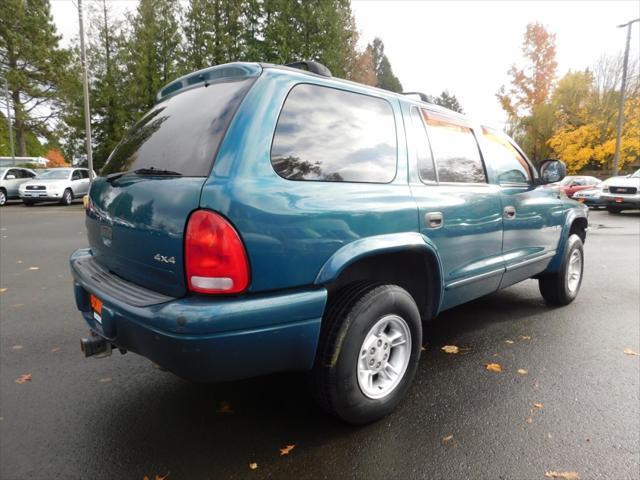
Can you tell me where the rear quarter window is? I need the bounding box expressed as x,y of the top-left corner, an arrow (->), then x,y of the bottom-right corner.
271,84 -> 397,183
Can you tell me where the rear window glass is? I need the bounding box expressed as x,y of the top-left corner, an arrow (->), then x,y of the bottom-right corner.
102,78 -> 256,177
271,84 -> 397,183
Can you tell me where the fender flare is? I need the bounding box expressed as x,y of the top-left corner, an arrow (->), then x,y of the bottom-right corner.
546,206 -> 588,272
313,232 -> 445,312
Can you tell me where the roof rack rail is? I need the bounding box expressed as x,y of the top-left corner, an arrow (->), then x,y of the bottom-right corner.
402,92 -> 432,103
285,61 -> 332,77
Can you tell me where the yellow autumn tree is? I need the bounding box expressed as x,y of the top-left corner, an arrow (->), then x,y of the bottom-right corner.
548,58 -> 640,174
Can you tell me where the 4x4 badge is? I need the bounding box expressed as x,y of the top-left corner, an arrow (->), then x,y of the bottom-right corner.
154,254 -> 176,264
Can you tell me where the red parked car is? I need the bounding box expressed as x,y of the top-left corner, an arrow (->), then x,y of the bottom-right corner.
556,176 -> 602,198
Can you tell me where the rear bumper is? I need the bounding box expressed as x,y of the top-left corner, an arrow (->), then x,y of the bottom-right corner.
70,248 -> 327,382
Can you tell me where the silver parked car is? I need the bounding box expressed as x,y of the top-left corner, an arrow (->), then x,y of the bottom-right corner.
0,167 -> 37,206
19,168 -> 93,206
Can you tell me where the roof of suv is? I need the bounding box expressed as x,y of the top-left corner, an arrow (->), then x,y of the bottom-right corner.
156,61 -> 468,124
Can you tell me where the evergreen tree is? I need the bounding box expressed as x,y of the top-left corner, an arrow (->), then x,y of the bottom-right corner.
0,0 -> 70,156
433,90 -> 464,113
369,38 -> 402,93
127,0 -> 182,114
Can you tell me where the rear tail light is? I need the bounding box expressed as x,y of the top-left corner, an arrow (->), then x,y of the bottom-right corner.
185,210 -> 250,294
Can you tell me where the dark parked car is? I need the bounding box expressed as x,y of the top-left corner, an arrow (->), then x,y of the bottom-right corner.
70,62 -> 588,424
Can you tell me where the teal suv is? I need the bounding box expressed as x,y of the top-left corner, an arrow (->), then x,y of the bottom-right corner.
70,61 -> 588,424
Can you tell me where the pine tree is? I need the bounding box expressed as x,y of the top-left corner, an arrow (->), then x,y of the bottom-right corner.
369,38 -> 402,93
127,0 -> 182,114
433,91 -> 464,113
0,0 -> 70,156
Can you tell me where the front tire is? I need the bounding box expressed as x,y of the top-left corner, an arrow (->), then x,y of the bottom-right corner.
60,189 -> 73,206
0,189 -> 6,206
607,206 -> 622,214
538,234 -> 584,306
311,284 -> 422,424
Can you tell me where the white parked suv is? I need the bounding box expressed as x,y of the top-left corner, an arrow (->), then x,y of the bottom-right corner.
600,169 -> 640,213
19,168 -> 93,206
0,167 -> 37,206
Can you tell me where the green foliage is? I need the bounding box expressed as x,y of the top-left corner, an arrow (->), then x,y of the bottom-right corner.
127,0 -> 182,114
369,38 -> 402,93
432,91 -> 464,113
0,0 -> 71,156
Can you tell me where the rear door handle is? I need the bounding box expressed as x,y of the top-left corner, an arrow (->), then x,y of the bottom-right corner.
503,206 -> 516,219
425,212 -> 443,229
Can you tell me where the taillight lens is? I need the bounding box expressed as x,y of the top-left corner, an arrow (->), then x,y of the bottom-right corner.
185,210 -> 250,294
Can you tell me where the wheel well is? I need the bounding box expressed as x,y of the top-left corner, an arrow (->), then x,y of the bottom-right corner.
570,217 -> 588,243
325,250 -> 440,321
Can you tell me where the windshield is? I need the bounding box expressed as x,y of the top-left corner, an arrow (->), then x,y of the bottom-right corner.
0,168 -> 6,177
101,77 -> 256,177
631,169 -> 640,178
37,170 -> 71,179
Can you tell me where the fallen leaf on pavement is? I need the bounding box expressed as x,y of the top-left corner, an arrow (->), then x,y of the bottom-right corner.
280,444 -> 296,456
0,288 -> 7,293
505,339 -> 515,344
51,347 -> 60,353
525,416 -> 533,424
15,373 -> 32,384
623,348 -> 639,356
249,462 -> 258,470
441,345 -> 459,354
519,335 -> 532,341
16,260 -> 23,264
12,345 -> 23,350
217,400 -> 234,413
12,304 -> 24,308
485,363 -> 502,373
28,267 -> 40,271
99,377 -> 112,383
544,471 -> 580,480
442,434 -> 454,443
533,403 -> 544,409
517,368 -> 528,375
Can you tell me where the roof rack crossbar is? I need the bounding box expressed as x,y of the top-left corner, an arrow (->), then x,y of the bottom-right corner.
284,61 -> 332,77
402,92 -> 432,103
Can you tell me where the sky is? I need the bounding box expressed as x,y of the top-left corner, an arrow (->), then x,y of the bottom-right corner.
50,0 -> 640,127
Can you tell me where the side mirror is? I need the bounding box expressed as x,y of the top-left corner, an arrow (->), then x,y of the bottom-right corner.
539,159 -> 566,185
5,174 -> 16,179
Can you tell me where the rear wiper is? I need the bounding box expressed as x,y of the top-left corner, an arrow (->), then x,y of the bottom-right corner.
133,167 -> 182,176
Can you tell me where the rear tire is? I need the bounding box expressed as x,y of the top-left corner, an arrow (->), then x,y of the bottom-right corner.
0,189 -> 6,206
60,189 -> 73,206
538,234 -> 584,306
607,206 -> 622,214
311,283 -> 422,424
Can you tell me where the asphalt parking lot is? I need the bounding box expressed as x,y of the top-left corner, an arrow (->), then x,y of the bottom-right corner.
0,201 -> 638,480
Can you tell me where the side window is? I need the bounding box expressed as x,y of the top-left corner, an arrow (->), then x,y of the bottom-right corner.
26,170 -> 36,178
481,127 -> 532,185
80,170 -> 89,179
422,111 -> 486,183
7,169 -> 18,178
72,170 -> 81,181
271,84 -> 397,183
410,107 -> 436,183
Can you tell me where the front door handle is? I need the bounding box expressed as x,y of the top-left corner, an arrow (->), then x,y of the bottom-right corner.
425,211 -> 443,229
503,206 -> 516,219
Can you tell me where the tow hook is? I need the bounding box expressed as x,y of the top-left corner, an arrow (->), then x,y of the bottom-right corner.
80,335 -> 112,358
